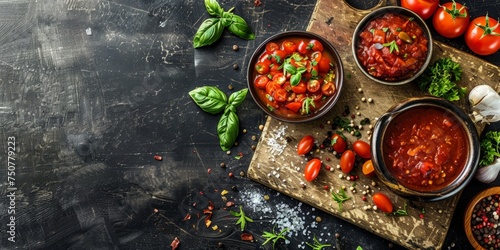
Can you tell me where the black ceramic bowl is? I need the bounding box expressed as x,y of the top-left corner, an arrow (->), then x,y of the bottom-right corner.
352,6 -> 433,85
371,97 -> 480,201
247,31 -> 344,123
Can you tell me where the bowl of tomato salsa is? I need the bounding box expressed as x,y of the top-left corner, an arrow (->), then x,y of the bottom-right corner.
371,97 -> 480,201
352,6 -> 432,85
247,31 -> 344,123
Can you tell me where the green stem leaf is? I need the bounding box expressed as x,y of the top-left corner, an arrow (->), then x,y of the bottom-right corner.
204,0 -> 224,17
189,86 -> 227,114
217,109 -> 239,151
228,88 -> 248,107
193,18 -> 224,48
227,14 -> 255,40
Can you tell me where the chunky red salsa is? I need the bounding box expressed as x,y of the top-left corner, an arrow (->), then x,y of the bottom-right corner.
252,37 -> 338,119
383,107 -> 468,191
356,13 -> 429,81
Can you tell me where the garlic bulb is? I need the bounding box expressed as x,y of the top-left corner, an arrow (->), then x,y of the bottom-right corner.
469,85 -> 500,123
475,158 -> 500,183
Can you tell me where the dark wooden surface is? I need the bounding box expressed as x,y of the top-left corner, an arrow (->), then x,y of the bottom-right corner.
0,0 -> 498,249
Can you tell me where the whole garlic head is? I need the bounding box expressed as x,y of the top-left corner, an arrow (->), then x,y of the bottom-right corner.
469,85 -> 500,123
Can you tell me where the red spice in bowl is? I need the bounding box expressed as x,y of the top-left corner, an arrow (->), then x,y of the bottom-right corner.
465,187 -> 500,249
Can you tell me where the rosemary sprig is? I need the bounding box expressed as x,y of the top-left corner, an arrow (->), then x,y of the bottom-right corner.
331,188 -> 351,212
306,235 -> 331,250
262,226 -> 289,249
230,205 -> 253,231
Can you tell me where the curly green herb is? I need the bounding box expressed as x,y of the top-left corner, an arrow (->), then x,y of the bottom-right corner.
417,58 -> 466,101
480,131 -> 500,167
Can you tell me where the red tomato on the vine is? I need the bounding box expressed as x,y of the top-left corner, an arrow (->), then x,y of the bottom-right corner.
432,1 -> 470,38
352,140 -> 371,159
297,135 -> 315,155
340,150 -> 355,173
400,0 -> 439,20
372,192 -> 393,213
331,133 -> 347,153
304,158 -> 322,182
465,14 -> 500,56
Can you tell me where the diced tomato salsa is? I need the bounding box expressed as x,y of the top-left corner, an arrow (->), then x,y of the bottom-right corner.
382,107 -> 467,191
252,37 -> 338,119
356,13 -> 428,81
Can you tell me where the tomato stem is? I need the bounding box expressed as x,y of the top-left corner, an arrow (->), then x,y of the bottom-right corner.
442,0 -> 468,20
476,14 -> 500,39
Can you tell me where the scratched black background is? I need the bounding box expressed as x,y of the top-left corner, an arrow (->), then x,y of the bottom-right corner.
0,0 -> 498,249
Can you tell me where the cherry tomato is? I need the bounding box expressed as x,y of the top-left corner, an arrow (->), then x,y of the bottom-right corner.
265,42 -> 279,53
291,82 -> 307,94
362,160 -> 375,177
318,57 -> 331,73
304,158 -> 322,182
400,0 -> 439,20
297,135 -> 315,155
352,140 -> 371,159
254,75 -> 269,89
272,73 -> 287,85
307,79 -> 321,93
465,15 -> 500,56
297,40 -> 308,54
321,82 -> 336,96
285,102 -> 302,113
282,40 -> 297,54
331,133 -> 347,153
273,88 -> 287,102
255,62 -> 270,75
372,192 -> 393,213
271,49 -> 287,64
340,150 -> 355,173
311,51 -> 322,63
309,91 -> 323,101
309,39 -> 324,52
265,81 -> 278,95
432,1 -> 470,38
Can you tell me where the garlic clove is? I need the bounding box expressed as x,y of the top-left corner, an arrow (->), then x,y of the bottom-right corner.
475,159 -> 500,183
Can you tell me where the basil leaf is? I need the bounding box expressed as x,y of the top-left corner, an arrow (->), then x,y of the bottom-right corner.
221,12 -> 233,27
217,109 -> 239,151
227,14 -> 255,40
228,88 -> 248,108
193,18 -> 224,48
204,0 -> 223,17
189,86 -> 228,114
290,73 -> 302,86
284,63 -> 297,74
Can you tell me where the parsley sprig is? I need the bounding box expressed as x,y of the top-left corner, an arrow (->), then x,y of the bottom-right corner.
480,131 -> 500,167
417,57 -> 466,101
306,235 -> 331,250
262,226 -> 289,249
230,205 -> 253,231
331,188 -> 351,212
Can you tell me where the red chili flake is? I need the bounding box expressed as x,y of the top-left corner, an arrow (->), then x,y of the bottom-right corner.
207,168 -> 212,174
241,232 -> 254,241
207,201 -> 215,211
154,155 -> 163,161
226,201 -> 235,207
183,213 -> 191,221
170,237 -> 180,250
199,191 -> 204,195
153,208 -> 159,213
238,152 -> 243,157
419,213 -> 425,219
254,0 -> 261,7
203,209 -> 213,215
192,202 -> 197,207
323,185 -> 329,190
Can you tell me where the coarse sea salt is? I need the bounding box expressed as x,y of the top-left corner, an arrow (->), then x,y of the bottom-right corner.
266,125 -> 288,156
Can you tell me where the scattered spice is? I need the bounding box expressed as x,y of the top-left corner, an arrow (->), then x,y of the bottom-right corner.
170,237 -> 180,250
254,0 -> 261,7
471,194 -> 500,248
154,155 -> 163,161
230,205 -> 254,231
233,63 -> 239,70
232,45 -> 239,51
220,162 -> 226,168
241,232 -> 254,241
331,188 -> 351,212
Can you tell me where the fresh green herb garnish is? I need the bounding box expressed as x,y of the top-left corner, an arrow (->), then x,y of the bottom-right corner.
262,226 -> 289,249
331,188 -> 351,212
306,235 -> 331,250
301,97 -> 315,115
382,40 -> 399,53
193,0 -> 254,48
392,202 -> 409,216
189,86 -> 248,151
283,55 -> 307,86
417,58 -> 466,101
479,131 -> 500,167
230,205 -> 253,231
382,27 -> 389,32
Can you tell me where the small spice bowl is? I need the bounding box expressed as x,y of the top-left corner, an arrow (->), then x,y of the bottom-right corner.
352,6 -> 433,85
371,97 -> 480,201
464,186 -> 500,250
247,30 -> 344,123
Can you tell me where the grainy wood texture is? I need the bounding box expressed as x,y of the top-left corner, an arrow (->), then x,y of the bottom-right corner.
248,0 -> 500,249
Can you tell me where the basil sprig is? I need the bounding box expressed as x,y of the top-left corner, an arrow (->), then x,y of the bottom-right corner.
194,0 -> 255,48
189,86 -> 248,151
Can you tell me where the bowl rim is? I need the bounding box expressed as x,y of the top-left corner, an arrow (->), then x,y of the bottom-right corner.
370,96 -> 480,201
464,186 -> 500,250
351,6 -> 433,86
247,30 -> 344,123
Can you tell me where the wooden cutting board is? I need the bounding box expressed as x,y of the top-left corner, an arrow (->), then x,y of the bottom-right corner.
247,0 -> 500,249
